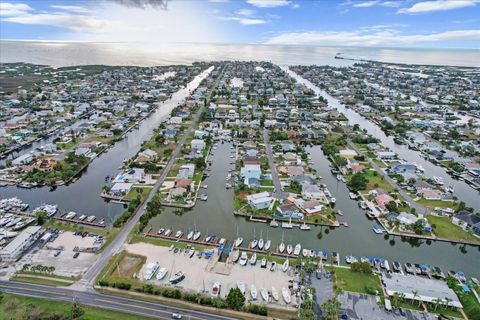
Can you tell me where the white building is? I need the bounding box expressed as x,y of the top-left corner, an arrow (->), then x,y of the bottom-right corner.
0,226 -> 42,261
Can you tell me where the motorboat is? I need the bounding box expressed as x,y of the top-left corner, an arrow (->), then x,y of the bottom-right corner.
286,244 -> 293,255
193,231 -> 201,241
164,229 -> 172,236
271,287 -> 279,301
157,228 -> 165,235
218,238 -> 226,246
269,219 -> 279,227
187,230 -> 194,240
239,252 -> 248,266
300,223 -> 311,231
86,215 -> 96,223
65,211 -> 76,219
330,197 -> 336,204
282,288 -> 291,304
144,261 -> 159,280
250,285 -> 257,300
372,225 -> 384,234
249,253 -> 257,265
237,280 -> 246,295
302,249 -> 309,257
270,261 -> 277,272
264,239 -> 271,251
78,215 -> 87,221
261,258 -> 267,268
392,261 -> 401,272
211,282 -> 221,298
258,238 -> 264,250
293,244 -> 301,256
188,247 -> 195,258
231,249 -> 240,262
175,230 -> 184,238
234,237 -> 243,247
349,192 -> 358,199
282,259 -> 289,272
278,242 -> 285,253
281,221 -> 293,229
250,239 -> 258,249
404,262 -> 414,274
169,271 -> 185,284
156,267 -> 168,280
260,288 -> 269,301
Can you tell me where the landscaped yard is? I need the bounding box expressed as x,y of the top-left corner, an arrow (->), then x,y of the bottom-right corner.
427,215 -> 480,244
363,170 -> 393,192
333,267 -> 383,296
123,186 -> 152,202
417,198 -> 456,210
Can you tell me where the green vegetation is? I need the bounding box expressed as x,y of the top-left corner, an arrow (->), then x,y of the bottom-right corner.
226,288 -> 245,310
321,297 -> 341,320
113,198 -> 141,227
427,215 -> 480,244
10,275 -> 73,287
123,186 -> 151,202
333,267 -> 382,296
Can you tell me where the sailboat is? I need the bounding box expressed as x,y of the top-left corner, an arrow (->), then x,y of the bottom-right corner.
282,288 -> 291,304
231,248 -> 240,262
271,287 -> 279,301
250,252 -> 257,265
250,228 -> 258,249
250,284 -> 257,300
156,267 -> 168,280
193,230 -> 201,241
286,243 -> 293,255
293,243 -> 301,256
279,231 -> 285,253
282,259 -> 289,272
239,252 -> 248,266
260,288 -> 269,301
264,230 -> 271,251
258,230 -> 264,250
237,280 -> 246,295
234,225 -> 243,247
187,230 -> 194,240
169,257 -> 185,284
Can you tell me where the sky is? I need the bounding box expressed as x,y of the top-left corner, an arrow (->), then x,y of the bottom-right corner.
0,0 -> 479,48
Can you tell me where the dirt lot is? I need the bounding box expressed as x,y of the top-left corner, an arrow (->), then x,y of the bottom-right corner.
112,253 -> 146,278
126,242 -> 298,309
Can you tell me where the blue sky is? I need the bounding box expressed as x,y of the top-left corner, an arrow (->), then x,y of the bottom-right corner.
1,0 -> 479,48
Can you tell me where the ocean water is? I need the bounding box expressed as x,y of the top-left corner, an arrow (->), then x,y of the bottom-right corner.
1,41 -> 478,67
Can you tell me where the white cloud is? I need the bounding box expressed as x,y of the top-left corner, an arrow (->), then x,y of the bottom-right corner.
218,16 -> 266,25
380,1 -> 401,7
0,2 -> 32,16
50,5 -> 93,14
353,1 -> 379,8
265,29 -> 480,46
236,8 -> 255,16
246,0 -> 291,8
398,0 -> 479,14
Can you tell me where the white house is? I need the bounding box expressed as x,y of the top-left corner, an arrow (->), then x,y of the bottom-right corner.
0,226 -> 42,261
247,192 -> 274,210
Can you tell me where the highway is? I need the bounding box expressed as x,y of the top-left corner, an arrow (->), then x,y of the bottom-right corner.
0,281 -> 235,320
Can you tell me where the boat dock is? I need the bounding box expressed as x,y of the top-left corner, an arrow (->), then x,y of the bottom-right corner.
4,209 -> 106,228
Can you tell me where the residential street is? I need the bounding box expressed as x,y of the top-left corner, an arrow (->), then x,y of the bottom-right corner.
263,129 -> 289,199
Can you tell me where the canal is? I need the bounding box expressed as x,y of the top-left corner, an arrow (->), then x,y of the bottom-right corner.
0,67 -> 213,223
148,141 -> 480,277
283,66 -> 480,213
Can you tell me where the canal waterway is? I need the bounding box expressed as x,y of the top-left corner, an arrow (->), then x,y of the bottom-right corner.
148,141 -> 480,277
284,66 -> 480,212
0,67 -> 213,223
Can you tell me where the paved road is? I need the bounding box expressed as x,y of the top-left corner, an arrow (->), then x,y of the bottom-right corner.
0,281 -> 235,320
347,140 -> 428,215
80,65 -> 223,288
262,129 -> 288,199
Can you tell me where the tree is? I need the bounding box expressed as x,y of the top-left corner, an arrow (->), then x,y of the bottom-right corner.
347,173 -> 367,192
70,302 -> 84,319
321,297 -> 341,320
225,287 -> 245,310
35,211 -> 47,226
411,290 -> 421,307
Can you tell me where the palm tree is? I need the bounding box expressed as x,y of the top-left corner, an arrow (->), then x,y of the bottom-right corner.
411,290 -> 421,307
432,297 -> 441,311
444,297 -> 452,310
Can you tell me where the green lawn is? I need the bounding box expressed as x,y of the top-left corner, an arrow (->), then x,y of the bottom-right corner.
363,170 -> 393,192
0,293 -> 156,320
10,275 -> 73,287
426,304 -> 463,318
123,186 -> 152,202
417,198 -> 455,210
333,267 -> 383,296
427,215 -> 480,244
260,179 -> 274,187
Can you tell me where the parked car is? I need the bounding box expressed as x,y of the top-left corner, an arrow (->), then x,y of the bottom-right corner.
73,252 -> 80,259
171,313 -> 182,319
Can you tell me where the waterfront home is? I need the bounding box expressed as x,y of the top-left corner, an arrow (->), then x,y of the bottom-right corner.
169,187 -> 187,198
295,199 -> 322,215
277,203 -> 302,218
396,212 -> 420,225
247,192 -> 274,210
169,116 -> 182,124
278,166 -> 304,177
418,188 -> 442,200
136,149 -> 157,163
377,151 -> 397,160
374,193 -> 395,211
190,139 -> 206,153
338,149 -> 357,159
349,164 -> 367,174
301,184 -> 324,200
240,164 -> 262,180
174,179 -> 192,189
245,177 -> 261,188
177,164 -> 195,179
389,163 -> 418,180
451,211 -> 480,236
12,153 -> 34,166
114,168 -> 145,184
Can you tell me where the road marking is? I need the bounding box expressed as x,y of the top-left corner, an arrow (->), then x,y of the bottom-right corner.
0,285 -> 66,296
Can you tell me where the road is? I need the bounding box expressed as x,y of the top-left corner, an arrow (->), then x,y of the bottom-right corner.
80,65 -> 223,288
347,140 -> 428,215
262,129 -> 288,199
0,281 -> 235,320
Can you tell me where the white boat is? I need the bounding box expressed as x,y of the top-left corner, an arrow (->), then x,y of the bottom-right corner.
193,231 -> 201,241
237,280 -> 246,295
258,238 -> 264,250
218,238 -> 226,246
187,230 -> 194,240
65,211 -> 76,219
261,258 -> 267,268
250,239 -> 258,249
264,239 -> 271,251
86,215 -> 96,223
349,192 -> 358,199
286,244 -> 293,255
302,249 -> 309,257
239,252 -> 248,266
231,249 -> 240,262
336,174 -> 342,181
271,287 -> 279,301
164,229 -> 172,236
144,261 -> 159,280
211,282 -> 221,298
279,242 -> 285,253
78,214 -> 87,221
270,219 -> 279,227
169,271 -> 185,284
234,237 -> 243,247
157,228 -> 164,235
250,285 -> 257,300
282,259 -> 289,272
188,247 -> 195,258
175,230 -> 183,238
282,288 -> 291,304
300,223 -> 310,231
249,253 -> 257,265
156,267 -> 168,280
281,222 -> 293,229
330,197 -> 336,204
293,244 -> 301,256
260,288 -> 269,301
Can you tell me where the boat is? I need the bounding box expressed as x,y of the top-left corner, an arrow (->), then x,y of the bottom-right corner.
144,261 -> 159,280
258,238 -> 264,250
392,261 -> 401,272
269,219 -> 279,227
234,237 -> 243,247
211,282 -> 221,298
281,221 -> 293,229
188,247 -> 195,258
156,267 -> 168,280
157,228 -> 165,235
249,253 -> 257,265
164,229 -> 172,236
372,225 -> 384,234
237,281 -> 246,295
193,231 -> 201,241
279,242 -> 285,253
200,194 -> 208,201
231,249 -> 240,262
264,239 -> 271,251
175,230 -> 183,238
293,244 -> 301,256
330,197 -> 336,204
261,258 -> 267,268
187,230 -> 194,240
349,192 -> 358,200
65,211 -> 76,219
250,285 -> 257,300
404,263 -> 414,274
86,215 -> 96,223
239,252 -> 248,266
270,261 -> 277,272
302,249 -> 309,257
300,222 -> 310,231
271,287 -> 279,301
169,271 -> 185,284
282,288 -> 291,304
260,288 -> 269,301
286,244 -> 293,255
218,238 -> 226,246
78,215 -> 87,221
282,259 -> 289,272
337,210 -> 343,216
336,174 -> 342,181
250,239 -> 258,249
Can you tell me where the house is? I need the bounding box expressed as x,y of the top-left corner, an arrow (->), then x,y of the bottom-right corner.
297,199 -> 323,215
177,164 -> 195,179
375,193 -> 395,211
247,192 -> 274,210
278,166 -> 304,177
191,139 -> 206,152
114,168 -> 145,184
377,151 -> 397,160
12,153 -> 34,166
240,164 -> 262,180
245,177 -> 261,188
136,149 -> 157,163
418,188 -> 442,200
276,203 -> 303,219
396,212 -> 420,225
451,211 -> 480,236
174,179 -> 192,188
390,163 -> 417,175
301,184 -> 323,200
338,149 -> 357,159
169,187 -> 187,198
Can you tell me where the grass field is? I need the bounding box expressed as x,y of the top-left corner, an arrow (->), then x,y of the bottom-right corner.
123,186 -> 152,202
333,267 -> 383,296
0,293 -> 156,320
363,170 -> 393,192
417,198 -> 456,210
427,215 -> 480,245
10,275 -> 73,287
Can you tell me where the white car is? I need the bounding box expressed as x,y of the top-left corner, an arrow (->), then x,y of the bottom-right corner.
171,313 -> 182,319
